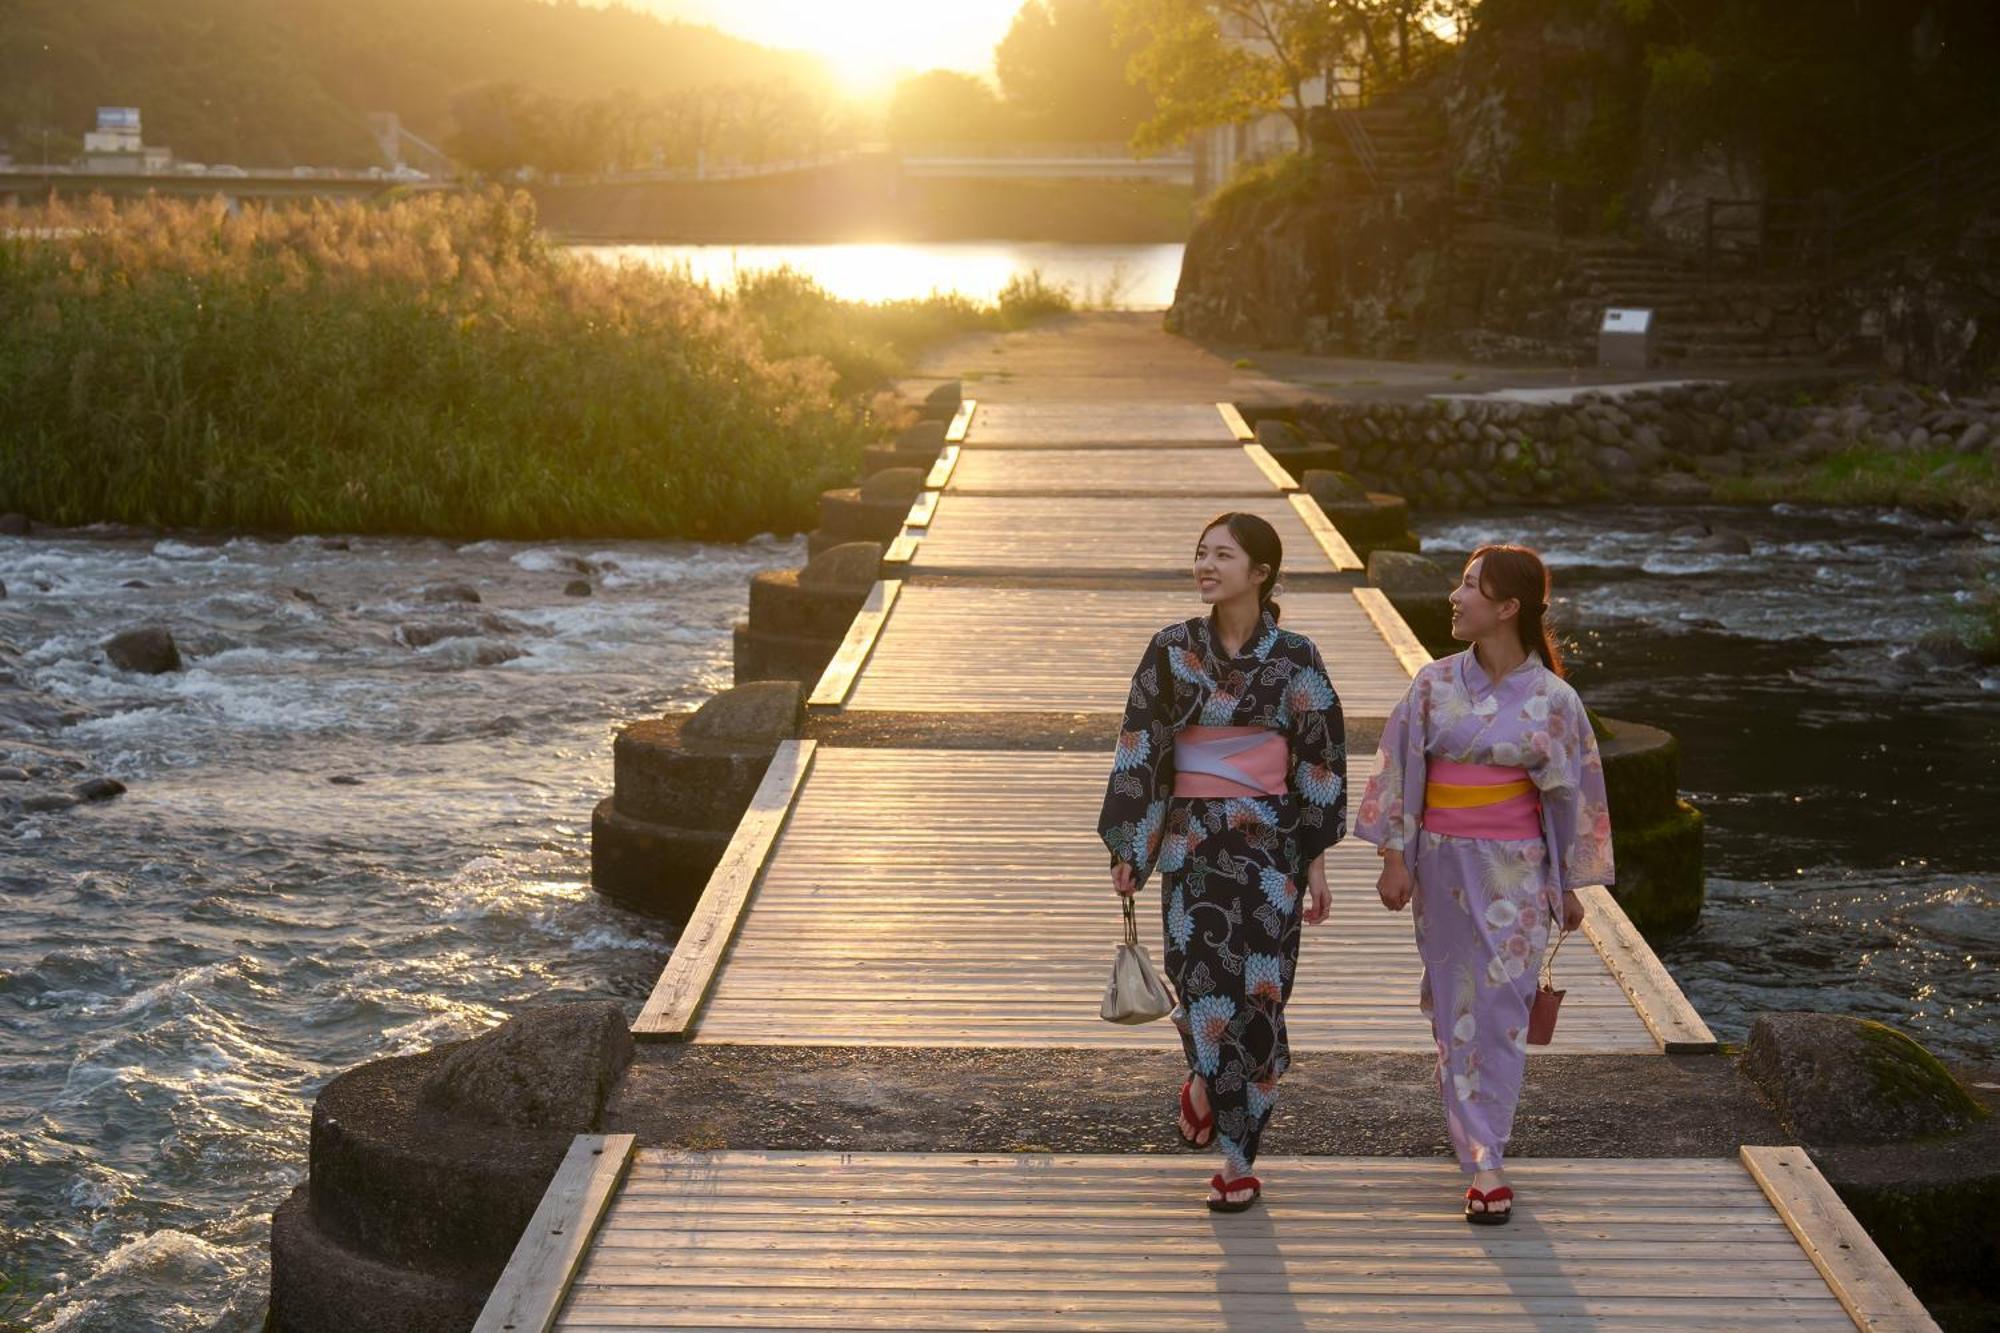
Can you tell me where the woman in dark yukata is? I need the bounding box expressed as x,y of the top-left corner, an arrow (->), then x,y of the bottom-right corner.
1098,511 -> 1347,1213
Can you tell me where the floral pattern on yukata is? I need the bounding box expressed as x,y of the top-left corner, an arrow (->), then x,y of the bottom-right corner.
1354,649 -> 1614,1173
1099,608 -> 1347,1177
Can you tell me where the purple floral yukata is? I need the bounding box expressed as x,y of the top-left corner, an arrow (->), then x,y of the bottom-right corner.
1355,649 -> 1614,1174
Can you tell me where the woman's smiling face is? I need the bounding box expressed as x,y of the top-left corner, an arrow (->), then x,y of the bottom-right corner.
1449,554 -> 1517,641
1194,523 -> 1265,606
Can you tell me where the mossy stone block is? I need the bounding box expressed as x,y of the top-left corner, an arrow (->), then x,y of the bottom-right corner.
1607,799 -> 1705,938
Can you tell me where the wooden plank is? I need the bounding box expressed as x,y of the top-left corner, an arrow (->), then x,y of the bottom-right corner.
1216,400 -> 1255,441
904,490 -> 939,529
922,443 -> 960,490
941,447 -> 1279,496
552,1152 -> 1858,1330
805,580 -> 901,712
1244,442 -> 1299,490
631,740 -> 816,1041
1740,1146 -> 1941,1333
1288,490 -> 1366,572
944,397 -> 976,443
840,586 -> 1414,718
904,494 -> 1361,582
689,749 -> 1660,1052
1575,884 -> 1719,1054
474,1134 -> 636,1333
1354,585 -> 1435,678
964,402 -> 1236,446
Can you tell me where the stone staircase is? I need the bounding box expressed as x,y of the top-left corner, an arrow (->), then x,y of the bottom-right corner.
1564,242 -> 1824,367
1318,83 -> 1448,202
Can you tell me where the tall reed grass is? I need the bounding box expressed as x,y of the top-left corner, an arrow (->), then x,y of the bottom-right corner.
0,190 -> 1065,540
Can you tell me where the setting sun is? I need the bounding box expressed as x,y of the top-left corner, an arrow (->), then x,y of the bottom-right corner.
638,0 -> 1026,95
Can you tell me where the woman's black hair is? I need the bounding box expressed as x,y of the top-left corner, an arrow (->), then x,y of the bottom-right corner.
1199,511 -> 1284,623
1468,543 -> 1564,677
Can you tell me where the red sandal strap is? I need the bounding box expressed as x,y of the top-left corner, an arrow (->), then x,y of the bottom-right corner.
1180,1080 -> 1213,1128
1210,1174 -> 1260,1195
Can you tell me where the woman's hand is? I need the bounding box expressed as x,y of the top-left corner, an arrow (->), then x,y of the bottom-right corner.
1376,849 -> 1413,912
1560,888 -> 1585,932
1302,856 -> 1331,925
1111,860 -> 1138,897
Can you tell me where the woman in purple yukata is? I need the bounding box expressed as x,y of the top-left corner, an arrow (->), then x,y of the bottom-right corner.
1355,544 -> 1614,1224
1098,512 -> 1347,1214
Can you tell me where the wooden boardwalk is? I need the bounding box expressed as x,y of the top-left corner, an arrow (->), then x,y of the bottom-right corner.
481,381 -> 1935,1331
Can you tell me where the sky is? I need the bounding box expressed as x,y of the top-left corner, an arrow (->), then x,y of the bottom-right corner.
631,0 -> 1026,96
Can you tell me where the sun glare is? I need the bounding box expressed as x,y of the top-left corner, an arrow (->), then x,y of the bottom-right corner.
650,0 -> 1023,96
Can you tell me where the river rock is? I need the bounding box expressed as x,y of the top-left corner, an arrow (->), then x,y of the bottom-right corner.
0,513 -> 29,536
22,792 -> 79,813
105,626 -> 183,674
1593,445 -> 1639,479
0,767 -> 24,782
897,419 -> 947,451
860,467 -> 927,506
418,581 -> 481,605
1302,470 -> 1368,505
398,620 -> 480,649
1693,532 -> 1752,555
563,579 -> 592,597
1368,550 -> 1451,597
418,1002 -> 634,1134
74,776 -> 126,801
683,680 -> 804,747
1742,1012 -> 1985,1146
0,580 -> 6,599
1958,421 -> 1991,454
799,542 -> 882,588
1254,419 -> 1306,451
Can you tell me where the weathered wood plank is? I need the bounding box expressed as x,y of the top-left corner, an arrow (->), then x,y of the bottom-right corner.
837,586 -> 1413,718
1354,585 -> 1434,678
922,443 -> 960,490
1741,1146 -> 1942,1333
1244,442 -> 1299,490
551,1152 -> 1859,1331
1288,490 -> 1366,572
1575,884 -> 1719,1054
688,749 -> 1659,1052
882,531 -> 920,571
944,397 -> 976,443
631,741 -> 816,1041
1216,401 -> 1255,441
805,580 -> 900,712
964,402 -> 1236,446
474,1134 -> 636,1333
903,490 -> 938,530
940,446 -> 1280,496
904,494 -> 1363,582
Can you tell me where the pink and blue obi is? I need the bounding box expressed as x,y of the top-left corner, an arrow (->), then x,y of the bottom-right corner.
1173,726 -> 1289,799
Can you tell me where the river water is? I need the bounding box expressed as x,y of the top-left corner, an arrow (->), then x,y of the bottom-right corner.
569,241 -> 1186,309
1,500 -> 1994,1328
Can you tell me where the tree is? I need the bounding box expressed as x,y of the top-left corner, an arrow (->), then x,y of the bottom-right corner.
995,0 -> 1157,142
1109,0 -> 1339,153
885,70 -> 1006,147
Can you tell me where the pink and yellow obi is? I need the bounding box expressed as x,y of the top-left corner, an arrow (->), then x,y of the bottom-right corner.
1172,725 -> 1289,799
1421,759 -> 1541,839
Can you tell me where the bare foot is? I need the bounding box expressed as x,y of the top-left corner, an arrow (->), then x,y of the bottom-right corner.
1177,1075 -> 1213,1145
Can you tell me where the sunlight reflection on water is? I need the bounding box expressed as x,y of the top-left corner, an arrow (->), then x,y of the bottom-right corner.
570,240 -> 1185,310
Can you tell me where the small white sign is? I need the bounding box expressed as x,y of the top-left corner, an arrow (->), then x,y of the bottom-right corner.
1601,307 -> 1653,333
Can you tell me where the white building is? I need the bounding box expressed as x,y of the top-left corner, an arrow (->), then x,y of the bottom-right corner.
1192,15 -> 1330,194
83,107 -> 172,174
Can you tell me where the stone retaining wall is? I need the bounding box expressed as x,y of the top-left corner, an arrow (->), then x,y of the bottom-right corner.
1266,378 -> 1999,510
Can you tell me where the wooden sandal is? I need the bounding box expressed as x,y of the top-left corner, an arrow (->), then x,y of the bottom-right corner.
1207,1172 -> 1262,1213
1177,1076 -> 1214,1148
1464,1185 -> 1513,1225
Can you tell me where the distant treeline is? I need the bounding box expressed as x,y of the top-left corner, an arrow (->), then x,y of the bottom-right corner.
0,0 -> 824,170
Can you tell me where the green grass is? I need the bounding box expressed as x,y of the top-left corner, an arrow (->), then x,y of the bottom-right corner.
1200,150 -> 1322,222
1711,445 -> 2000,519
0,190 -> 1067,541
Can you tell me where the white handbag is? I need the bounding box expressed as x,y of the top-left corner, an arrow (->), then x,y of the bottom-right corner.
1100,895 -> 1175,1025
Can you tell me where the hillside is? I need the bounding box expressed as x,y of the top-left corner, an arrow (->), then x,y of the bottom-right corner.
0,0 -> 826,169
